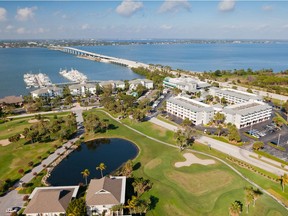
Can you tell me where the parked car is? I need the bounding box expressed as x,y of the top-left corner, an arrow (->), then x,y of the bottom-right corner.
6,207 -> 20,213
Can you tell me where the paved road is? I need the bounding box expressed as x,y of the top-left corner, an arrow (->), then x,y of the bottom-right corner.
0,105 -> 85,215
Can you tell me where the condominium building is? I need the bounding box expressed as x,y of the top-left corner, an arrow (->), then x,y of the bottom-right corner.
129,79 -> 154,90
223,101 -> 272,128
209,88 -> 262,104
166,95 -> 214,125
31,86 -> 63,98
99,80 -> 125,90
163,77 -> 210,92
69,83 -> 96,96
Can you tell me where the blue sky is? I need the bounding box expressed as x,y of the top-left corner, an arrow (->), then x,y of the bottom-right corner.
0,1 -> 287,40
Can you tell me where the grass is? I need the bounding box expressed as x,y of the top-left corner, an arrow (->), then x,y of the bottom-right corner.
275,112 -> 288,126
0,112 -> 71,186
84,109 -> 288,215
211,135 -> 243,146
255,151 -> 288,166
267,142 -> 286,152
156,115 -> 179,126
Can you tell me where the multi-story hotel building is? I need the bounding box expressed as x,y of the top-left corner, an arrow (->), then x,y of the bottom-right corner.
223,101 -> 272,129
166,95 -> 214,125
163,77 -> 210,92
209,87 -> 262,104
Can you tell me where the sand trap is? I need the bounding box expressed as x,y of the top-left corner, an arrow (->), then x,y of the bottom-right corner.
0,139 -> 11,146
175,153 -> 215,168
28,119 -> 50,123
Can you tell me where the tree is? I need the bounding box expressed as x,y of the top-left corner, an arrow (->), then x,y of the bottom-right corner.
221,97 -> 228,105
273,116 -> 284,128
81,169 -> 90,185
213,112 -> 225,125
122,160 -> 133,177
96,162 -> 106,178
181,118 -> 192,128
63,85 -> 71,98
278,173 -> 288,192
66,198 -> 87,216
252,141 -> 264,151
244,188 -> 254,213
174,128 -> 196,151
216,125 -> 223,137
132,177 -> 153,197
227,124 -> 241,143
229,201 -> 242,216
247,88 -> 253,93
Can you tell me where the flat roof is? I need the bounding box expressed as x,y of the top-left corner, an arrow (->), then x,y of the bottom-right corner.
167,96 -> 213,112
224,101 -> 271,115
214,88 -> 262,101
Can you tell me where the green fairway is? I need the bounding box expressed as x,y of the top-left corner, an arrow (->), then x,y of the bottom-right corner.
84,110 -> 288,215
0,112 -> 72,188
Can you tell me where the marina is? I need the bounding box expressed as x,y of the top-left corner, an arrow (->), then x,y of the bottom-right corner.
59,68 -> 88,83
23,73 -> 52,89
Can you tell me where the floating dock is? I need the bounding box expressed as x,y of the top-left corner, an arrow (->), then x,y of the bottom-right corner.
24,73 -> 52,88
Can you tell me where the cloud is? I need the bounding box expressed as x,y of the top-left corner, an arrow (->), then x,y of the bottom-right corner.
0,7 -> 7,21
81,24 -> 90,30
16,6 -> 37,21
218,0 -> 235,12
262,5 -> 273,11
116,0 -> 143,17
159,0 -> 191,13
16,27 -> 27,34
160,24 -> 173,30
5,25 -> 14,31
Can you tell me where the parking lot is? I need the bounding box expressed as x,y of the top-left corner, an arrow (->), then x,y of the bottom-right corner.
239,112 -> 288,161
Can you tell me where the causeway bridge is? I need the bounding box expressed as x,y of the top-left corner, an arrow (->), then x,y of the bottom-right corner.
50,46 -> 149,69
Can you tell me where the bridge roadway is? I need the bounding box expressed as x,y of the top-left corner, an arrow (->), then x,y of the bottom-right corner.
53,46 -> 149,69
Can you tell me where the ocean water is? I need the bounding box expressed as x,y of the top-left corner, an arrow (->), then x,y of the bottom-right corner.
0,43 -> 288,97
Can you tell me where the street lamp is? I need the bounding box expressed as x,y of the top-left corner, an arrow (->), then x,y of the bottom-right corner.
277,134 -> 281,146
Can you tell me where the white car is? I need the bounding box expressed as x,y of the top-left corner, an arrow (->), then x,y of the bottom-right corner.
6,207 -> 20,213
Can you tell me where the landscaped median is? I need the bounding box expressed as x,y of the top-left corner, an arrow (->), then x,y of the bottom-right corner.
83,109 -> 288,215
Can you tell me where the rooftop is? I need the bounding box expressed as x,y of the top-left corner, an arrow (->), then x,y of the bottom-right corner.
223,101 -> 271,115
168,96 -> 213,112
0,95 -> 23,104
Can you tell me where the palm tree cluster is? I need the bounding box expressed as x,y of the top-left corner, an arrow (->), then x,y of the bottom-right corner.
229,201 -> 242,216
244,186 -> 262,213
83,113 -> 109,134
127,177 -> 153,214
96,162 -> 107,178
22,113 -> 77,143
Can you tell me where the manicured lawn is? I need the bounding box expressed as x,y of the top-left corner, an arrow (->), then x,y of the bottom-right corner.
0,112 -> 71,185
85,110 -> 288,215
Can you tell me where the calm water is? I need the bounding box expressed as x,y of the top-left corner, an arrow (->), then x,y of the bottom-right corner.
47,138 -> 138,186
1,43 -> 288,97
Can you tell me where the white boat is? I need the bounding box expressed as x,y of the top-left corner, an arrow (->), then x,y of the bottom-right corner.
59,68 -> 88,82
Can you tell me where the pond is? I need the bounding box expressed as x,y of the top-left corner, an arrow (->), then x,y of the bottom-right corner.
47,138 -> 138,186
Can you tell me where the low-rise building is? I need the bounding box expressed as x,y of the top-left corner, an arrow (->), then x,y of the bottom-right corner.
0,95 -> 24,107
166,95 -> 214,125
129,79 -> 153,90
69,83 -> 96,96
86,176 -> 126,216
23,186 -> 79,216
99,80 -> 125,90
209,87 -> 262,104
163,77 -> 210,92
223,100 -> 272,128
31,86 -> 63,98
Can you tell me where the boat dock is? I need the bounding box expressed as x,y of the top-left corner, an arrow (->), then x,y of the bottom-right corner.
24,73 -> 52,88
49,46 -> 149,69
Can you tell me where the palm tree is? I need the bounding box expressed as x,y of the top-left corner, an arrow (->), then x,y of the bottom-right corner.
245,187 -> 254,213
96,162 -> 106,178
229,201 -> 242,216
252,189 -> 262,207
81,169 -> 90,185
278,173 -> 288,192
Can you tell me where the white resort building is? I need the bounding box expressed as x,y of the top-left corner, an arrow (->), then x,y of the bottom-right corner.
209,87 -> 262,104
129,79 -> 154,90
99,80 -> 125,90
166,95 -> 214,125
163,77 -> 210,93
223,100 -> 272,129
31,86 -> 63,98
69,83 -> 96,96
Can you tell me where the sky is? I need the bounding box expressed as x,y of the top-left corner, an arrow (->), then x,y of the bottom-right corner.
0,0 -> 288,40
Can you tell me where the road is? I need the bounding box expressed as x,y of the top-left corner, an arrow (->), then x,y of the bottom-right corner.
0,104 -> 86,215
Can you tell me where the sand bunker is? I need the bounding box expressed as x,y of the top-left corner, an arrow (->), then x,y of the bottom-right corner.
175,153 -> 215,168
0,139 -> 11,146
28,119 -> 50,123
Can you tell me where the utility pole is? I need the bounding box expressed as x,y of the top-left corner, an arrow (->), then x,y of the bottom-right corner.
277,134 -> 281,146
